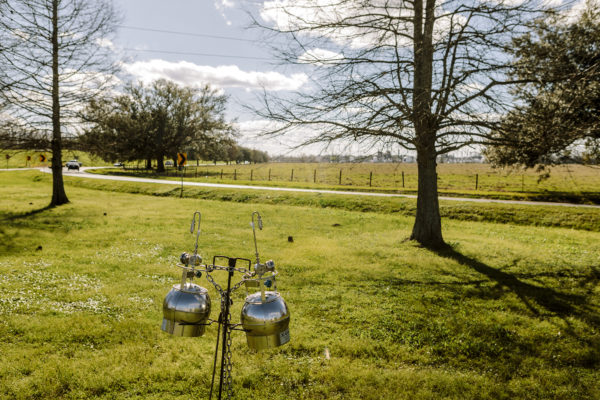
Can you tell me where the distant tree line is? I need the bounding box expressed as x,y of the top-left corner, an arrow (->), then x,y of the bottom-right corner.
187,143 -> 269,165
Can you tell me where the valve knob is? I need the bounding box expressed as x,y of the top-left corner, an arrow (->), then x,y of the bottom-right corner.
189,254 -> 202,266
180,252 -> 190,265
265,279 -> 272,288
265,260 -> 275,271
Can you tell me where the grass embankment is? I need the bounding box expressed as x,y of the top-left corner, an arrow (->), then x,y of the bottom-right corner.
68,172 -> 600,232
1,170 -> 599,399
0,150 -> 110,169
92,162 -> 600,204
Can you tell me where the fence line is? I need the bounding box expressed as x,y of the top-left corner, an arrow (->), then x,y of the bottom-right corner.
139,165 -> 548,193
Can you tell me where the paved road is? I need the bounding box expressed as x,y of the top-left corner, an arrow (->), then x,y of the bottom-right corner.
5,166 -> 599,209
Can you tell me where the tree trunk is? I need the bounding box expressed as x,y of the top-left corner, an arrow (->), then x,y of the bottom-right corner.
410,148 -> 444,247
50,0 -> 68,206
409,0 -> 443,247
145,158 -> 152,169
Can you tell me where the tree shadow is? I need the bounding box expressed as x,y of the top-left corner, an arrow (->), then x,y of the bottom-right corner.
0,204 -> 55,222
430,244 -> 600,329
0,205 -> 55,252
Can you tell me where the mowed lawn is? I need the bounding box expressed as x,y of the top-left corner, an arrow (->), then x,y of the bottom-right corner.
1,171 -> 599,399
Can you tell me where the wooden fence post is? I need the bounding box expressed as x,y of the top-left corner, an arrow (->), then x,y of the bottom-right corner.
339,169 -> 342,185
369,171 -> 372,187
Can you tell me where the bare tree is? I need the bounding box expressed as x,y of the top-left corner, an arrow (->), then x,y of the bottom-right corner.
0,0 -> 119,206
252,0 -> 563,247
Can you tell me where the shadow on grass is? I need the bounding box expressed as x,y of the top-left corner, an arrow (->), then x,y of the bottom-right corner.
0,204 -> 55,222
432,245 -> 600,328
0,205 -> 55,252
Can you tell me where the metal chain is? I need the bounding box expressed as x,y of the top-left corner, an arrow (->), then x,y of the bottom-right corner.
231,272 -> 254,292
205,268 -> 224,294
217,294 -> 234,400
203,262 -> 255,400
225,304 -> 233,399
205,265 -> 254,295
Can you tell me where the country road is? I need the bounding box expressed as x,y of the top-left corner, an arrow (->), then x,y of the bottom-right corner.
4,166 -> 599,209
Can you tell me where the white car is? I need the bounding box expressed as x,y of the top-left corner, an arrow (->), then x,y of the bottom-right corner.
66,160 -> 81,170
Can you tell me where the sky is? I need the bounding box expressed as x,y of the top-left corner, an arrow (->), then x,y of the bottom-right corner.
111,0 -> 313,156
109,0 -> 594,158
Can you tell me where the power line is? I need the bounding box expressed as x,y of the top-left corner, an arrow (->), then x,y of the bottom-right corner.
116,24 -> 257,43
122,47 -> 271,61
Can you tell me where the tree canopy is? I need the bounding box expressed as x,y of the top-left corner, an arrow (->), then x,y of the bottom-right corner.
82,79 -> 237,171
487,2 -> 600,168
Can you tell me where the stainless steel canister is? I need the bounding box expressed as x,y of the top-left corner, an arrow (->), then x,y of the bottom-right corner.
241,291 -> 290,350
162,282 -> 211,337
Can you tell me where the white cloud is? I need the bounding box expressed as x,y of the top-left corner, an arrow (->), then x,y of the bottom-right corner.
235,118 -> 382,156
11,29 -> 30,41
261,0 -> 395,49
95,38 -> 115,50
298,48 -> 344,66
561,0 -> 599,24
122,59 -> 307,91
457,82 -> 486,93
236,119 -> 280,135
261,0 -> 466,50
216,0 -> 235,8
236,119 -> 330,154
484,0 -> 527,6
542,0 -> 563,7
236,119 -> 295,154
214,0 -> 236,25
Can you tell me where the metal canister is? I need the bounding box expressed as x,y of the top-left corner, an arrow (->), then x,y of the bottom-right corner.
241,291 -> 290,350
161,282 -> 211,337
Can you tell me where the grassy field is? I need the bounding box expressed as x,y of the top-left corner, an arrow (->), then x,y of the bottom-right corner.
68,171 -> 600,232
95,162 -> 600,204
0,150 -> 110,169
1,170 -> 599,399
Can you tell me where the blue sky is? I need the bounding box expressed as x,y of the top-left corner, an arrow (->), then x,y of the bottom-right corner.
111,0 -> 308,155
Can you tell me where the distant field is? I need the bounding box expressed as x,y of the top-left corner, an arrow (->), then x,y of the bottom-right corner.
3,149 -> 598,203
65,171 -> 600,232
1,170 -> 599,399
0,150 -> 110,169
96,162 -> 600,204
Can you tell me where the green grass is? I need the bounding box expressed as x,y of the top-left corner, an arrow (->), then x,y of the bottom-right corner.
0,150 -> 111,169
91,162 -> 600,204
65,172 -> 600,231
1,171 -> 599,399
